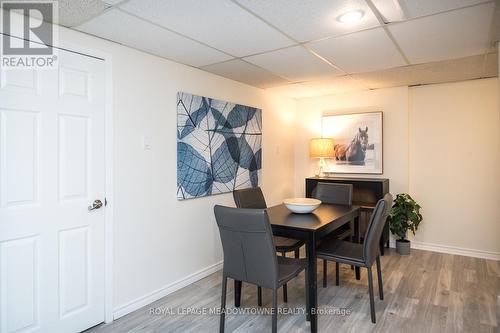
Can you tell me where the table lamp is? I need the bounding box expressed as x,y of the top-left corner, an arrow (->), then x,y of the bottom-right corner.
309,138 -> 334,177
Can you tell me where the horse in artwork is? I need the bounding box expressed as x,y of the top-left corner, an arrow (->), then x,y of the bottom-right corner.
334,127 -> 369,164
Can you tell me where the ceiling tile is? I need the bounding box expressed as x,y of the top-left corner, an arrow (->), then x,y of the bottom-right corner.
266,83 -> 321,99
53,0 -> 110,27
388,3 -> 494,64
373,0 -> 490,22
234,0 -> 380,42
352,68 -> 414,89
120,0 -> 294,57
302,75 -> 368,95
201,60 -> 290,88
399,0 -> 491,19
307,27 -> 407,73
352,53 -> 498,89
244,46 -> 342,82
75,9 -> 232,67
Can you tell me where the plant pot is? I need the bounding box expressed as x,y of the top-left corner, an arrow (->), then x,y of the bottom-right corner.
396,239 -> 410,255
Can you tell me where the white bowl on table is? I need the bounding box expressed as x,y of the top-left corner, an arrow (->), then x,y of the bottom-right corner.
283,198 -> 321,214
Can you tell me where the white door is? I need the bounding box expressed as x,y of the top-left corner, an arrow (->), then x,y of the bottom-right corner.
0,48 -> 106,333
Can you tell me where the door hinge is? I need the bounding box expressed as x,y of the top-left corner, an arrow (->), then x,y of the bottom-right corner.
105,197 -> 108,206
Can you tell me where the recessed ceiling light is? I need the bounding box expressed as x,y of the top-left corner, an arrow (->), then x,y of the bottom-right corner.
337,10 -> 364,24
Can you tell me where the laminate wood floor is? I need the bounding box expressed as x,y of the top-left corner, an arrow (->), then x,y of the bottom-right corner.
86,249 -> 499,333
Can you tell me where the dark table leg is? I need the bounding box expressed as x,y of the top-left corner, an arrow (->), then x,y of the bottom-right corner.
305,232 -> 317,333
234,280 -> 242,307
354,214 -> 361,280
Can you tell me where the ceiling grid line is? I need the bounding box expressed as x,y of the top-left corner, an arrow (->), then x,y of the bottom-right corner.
238,0 -> 496,51
64,0 -> 135,29
115,7 -> 237,60
228,0 -> 369,93
364,0 -> 411,65
69,0 -> 499,97
228,0 -> 351,79
104,0 -> 308,86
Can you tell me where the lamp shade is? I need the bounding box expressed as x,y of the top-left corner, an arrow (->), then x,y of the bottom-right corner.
309,138 -> 334,158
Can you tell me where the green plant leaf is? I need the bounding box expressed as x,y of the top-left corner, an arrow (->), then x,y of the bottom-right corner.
388,193 -> 423,240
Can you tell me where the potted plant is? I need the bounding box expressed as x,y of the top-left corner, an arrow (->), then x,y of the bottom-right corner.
388,193 -> 423,255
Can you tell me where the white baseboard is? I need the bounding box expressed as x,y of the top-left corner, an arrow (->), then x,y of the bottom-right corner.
113,260 -> 223,320
389,240 -> 500,261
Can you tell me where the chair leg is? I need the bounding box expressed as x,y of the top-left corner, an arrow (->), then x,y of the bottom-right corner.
305,266 -> 310,321
323,260 -> 327,288
350,234 -> 354,270
280,251 -> 288,302
257,286 -> 263,306
220,276 -> 227,333
376,256 -> 384,300
294,248 -> 300,258
234,280 -> 241,307
335,262 -> 340,286
367,267 -> 376,323
272,288 -> 278,333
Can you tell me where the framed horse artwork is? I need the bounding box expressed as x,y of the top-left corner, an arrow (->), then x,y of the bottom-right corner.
322,111 -> 383,174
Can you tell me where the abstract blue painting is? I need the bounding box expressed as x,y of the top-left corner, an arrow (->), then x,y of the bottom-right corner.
177,92 -> 262,200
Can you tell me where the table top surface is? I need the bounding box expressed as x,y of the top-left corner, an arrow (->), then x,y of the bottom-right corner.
306,176 -> 389,182
266,203 -> 360,232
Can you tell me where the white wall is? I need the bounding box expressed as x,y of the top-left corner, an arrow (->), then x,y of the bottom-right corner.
409,78 -> 500,256
295,79 -> 500,259
57,28 -> 296,315
294,87 -> 410,196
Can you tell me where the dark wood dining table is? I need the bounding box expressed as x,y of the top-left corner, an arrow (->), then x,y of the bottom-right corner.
234,203 -> 361,333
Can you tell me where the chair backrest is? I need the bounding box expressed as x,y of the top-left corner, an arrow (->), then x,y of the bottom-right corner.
363,193 -> 393,265
312,182 -> 353,206
233,187 -> 267,209
214,205 -> 278,289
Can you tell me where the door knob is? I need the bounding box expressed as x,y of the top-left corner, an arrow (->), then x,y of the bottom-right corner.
88,199 -> 103,211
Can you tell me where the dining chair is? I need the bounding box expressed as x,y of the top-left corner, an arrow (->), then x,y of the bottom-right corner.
214,205 -> 308,333
233,187 -> 305,305
311,182 -> 353,287
316,193 -> 393,323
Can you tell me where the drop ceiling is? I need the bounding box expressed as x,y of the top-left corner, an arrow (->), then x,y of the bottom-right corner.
58,0 -> 500,97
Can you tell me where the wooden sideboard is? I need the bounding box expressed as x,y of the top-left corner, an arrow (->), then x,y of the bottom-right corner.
305,177 -> 390,254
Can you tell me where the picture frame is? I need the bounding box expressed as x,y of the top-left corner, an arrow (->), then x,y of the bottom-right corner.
177,92 -> 262,200
321,111 -> 383,175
